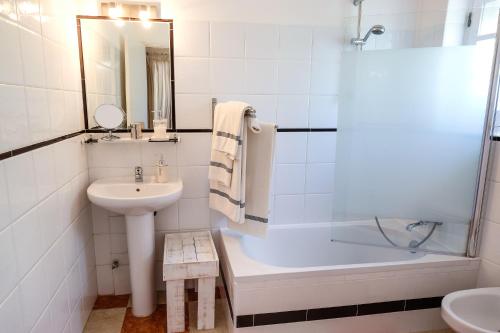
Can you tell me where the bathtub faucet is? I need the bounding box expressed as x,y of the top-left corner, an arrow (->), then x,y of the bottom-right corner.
406,220 -> 443,232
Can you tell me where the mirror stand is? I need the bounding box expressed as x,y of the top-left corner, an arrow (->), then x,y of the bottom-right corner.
101,130 -> 121,141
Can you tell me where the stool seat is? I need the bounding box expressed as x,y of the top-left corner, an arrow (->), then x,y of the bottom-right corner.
163,231 -> 219,332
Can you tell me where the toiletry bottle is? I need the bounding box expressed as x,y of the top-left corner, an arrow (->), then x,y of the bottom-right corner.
156,154 -> 168,183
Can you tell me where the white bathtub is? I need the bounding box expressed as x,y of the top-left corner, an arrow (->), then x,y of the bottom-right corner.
219,223 -> 479,332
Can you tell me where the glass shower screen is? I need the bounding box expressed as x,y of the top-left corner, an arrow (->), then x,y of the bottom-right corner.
331,45 -> 495,255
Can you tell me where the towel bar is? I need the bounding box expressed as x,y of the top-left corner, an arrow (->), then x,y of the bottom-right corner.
211,97 -> 277,129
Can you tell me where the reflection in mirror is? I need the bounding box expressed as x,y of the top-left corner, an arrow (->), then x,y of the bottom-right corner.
78,17 -> 174,131
94,104 -> 126,140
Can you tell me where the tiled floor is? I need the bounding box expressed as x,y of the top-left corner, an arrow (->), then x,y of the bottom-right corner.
83,288 -> 228,333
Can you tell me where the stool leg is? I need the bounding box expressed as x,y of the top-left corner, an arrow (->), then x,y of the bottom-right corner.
197,277 -> 216,330
166,280 -> 185,333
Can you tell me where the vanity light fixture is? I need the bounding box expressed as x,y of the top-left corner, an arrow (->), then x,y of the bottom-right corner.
139,6 -> 152,28
108,3 -> 123,19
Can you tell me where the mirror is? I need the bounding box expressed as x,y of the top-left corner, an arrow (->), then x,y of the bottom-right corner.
94,104 -> 125,140
78,17 -> 174,130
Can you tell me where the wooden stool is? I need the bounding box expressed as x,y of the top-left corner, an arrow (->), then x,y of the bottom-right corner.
163,231 -> 219,332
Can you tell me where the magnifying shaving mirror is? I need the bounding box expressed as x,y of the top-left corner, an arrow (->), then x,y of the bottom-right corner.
94,104 -> 126,141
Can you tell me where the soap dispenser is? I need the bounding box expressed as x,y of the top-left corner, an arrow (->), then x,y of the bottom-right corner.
156,154 -> 168,183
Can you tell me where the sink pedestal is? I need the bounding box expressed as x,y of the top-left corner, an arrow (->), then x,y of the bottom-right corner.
125,213 -> 156,317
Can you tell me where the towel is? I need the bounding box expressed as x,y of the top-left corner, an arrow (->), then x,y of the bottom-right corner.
209,119 -> 248,223
228,122 -> 276,237
208,101 -> 251,187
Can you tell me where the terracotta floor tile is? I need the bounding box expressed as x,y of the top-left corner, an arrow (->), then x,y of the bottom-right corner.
121,303 -> 190,333
94,295 -> 131,309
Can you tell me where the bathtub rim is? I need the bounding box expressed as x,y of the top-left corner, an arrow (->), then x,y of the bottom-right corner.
220,223 -> 479,284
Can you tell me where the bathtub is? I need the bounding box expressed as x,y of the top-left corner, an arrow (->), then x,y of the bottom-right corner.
218,223 -> 479,332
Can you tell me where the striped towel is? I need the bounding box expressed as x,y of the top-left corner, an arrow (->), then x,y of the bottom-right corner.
209,102 -> 250,222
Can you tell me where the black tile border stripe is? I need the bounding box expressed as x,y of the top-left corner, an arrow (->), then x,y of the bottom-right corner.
85,128 -> 338,134
0,130 -> 85,161
234,296 -> 444,328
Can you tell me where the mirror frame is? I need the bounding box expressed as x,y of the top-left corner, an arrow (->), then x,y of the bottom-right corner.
76,15 -> 176,131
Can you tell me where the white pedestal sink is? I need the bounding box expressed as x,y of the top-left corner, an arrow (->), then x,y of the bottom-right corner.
442,287 -> 500,333
87,177 -> 182,317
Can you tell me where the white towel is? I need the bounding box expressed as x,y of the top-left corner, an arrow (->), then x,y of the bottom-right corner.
209,120 -> 248,223
228,122 -> 276,237
208,101 -> 251,187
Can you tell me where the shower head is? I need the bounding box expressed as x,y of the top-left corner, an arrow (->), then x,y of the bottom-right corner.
350,24 -> 386,46
353,0 -> 365,5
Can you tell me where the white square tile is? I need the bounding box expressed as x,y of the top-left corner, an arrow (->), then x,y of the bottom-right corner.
310,61 -> 340,95
0,227 -> 18,304
178,198 -> 210,230
38,192 -> 62,251
94,234 -> 111,266
277,95 -> 309,128
305,163 -> 335,193
210,59 -> 245,94
305,193 -> 334,222
110,234 -> 127,254
274,164 -> 306,195
0,17 -> 24,85
0,162 -> 11,231
277,61 -> 310,94
47,89 -> 65,134
174,57 -> 210,94
25,87 -> 51,142
484,181 -> 500,224
179,166 -> 209,198
276,132 -> 307,163
210,22 -> 245,58
12,205 -> 43,279
175,94 -> 212,129
0,84 -> 30,152
0,287 -> 23,333
19,260 -> 49,332
96,265 -> 114,295
33,145 -> 57,200
31,307 -> 52,333
309,95 -> 338,128
91,204 -> 109,234
307,132 -> 337,163
109,216 -> 125,234
245,60 -> 277,94
112,265 -> 131,295
177,133 -> 211,166
479,221 -> 500,266
174,21 -> 209,57
155,202 -> 179,231
48,283 -> 70,333
19,29 -> 46,87
312,27 -> 342,60
274,195 -> 305,224
278,26 -> 312,60
245,23 -> 279,59
67,264 -> 81,313
42,237 -> 66,297
43,38 -> 63,89
88,143 -> 141,168
5,152 -> 37,221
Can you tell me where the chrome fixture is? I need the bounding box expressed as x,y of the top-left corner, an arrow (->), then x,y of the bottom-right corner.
406,220 -> 443,232
353,0 -> 365,5
135,166 -> 143,182
351,24 -> 386,46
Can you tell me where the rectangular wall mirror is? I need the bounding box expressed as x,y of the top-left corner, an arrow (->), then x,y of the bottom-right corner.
77,16 -> 175,130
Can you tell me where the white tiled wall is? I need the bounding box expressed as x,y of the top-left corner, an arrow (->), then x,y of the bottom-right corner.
0,0 -> 99,331
0,0 -> 87,154
478,141 -> 500,286
0,136 -> 96,333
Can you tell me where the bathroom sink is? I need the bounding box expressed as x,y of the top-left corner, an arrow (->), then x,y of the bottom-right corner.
87,176 -> 182,317
87,177 -> 182,215
442,288 -> 500,333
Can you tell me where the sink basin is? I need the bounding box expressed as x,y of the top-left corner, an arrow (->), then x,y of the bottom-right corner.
442,287 -> 500,333
87,176 -> 182,317
87,177 -> 182,215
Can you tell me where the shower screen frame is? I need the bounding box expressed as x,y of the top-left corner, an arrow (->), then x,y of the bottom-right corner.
467,13 -> 500,257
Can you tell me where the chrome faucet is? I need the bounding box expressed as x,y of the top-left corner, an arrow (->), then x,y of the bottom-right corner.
134,166 -> 143,182
406,220 -> 443,232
